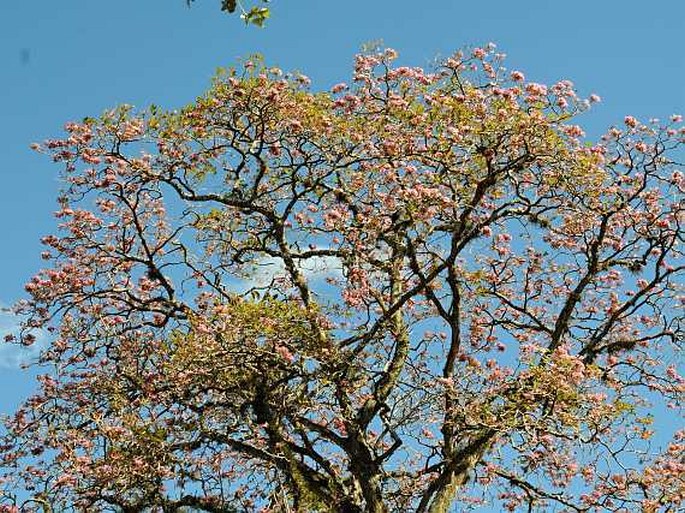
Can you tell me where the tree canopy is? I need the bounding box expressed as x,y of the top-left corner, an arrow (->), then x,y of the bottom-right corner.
1,46 -> 684,512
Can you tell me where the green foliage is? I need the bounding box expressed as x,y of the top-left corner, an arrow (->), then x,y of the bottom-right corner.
186,0 -> 272,27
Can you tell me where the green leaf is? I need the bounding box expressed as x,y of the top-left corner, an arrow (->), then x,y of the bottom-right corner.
242,7 -> 270,27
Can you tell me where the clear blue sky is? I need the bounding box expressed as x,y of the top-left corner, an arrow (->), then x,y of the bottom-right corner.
0,0 -> 682,445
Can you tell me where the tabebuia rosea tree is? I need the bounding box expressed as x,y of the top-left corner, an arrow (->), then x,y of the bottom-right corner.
1,45 -> 683,512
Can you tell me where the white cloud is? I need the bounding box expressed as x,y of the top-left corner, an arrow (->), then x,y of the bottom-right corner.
231,254 -> 343,294
0,305 -> 46,369
0,255 -> 344,368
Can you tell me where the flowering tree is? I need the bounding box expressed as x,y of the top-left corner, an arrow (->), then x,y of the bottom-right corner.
1,46 -> 684,512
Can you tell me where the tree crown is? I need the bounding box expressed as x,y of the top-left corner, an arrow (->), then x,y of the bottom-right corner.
2,45 -> 684,513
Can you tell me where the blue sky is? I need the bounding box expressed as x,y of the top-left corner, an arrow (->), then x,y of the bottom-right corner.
0,0 -> 682,481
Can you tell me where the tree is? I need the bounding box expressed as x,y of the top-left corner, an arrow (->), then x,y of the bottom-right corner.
1,46 -> 683,512
186,0 -> 272,27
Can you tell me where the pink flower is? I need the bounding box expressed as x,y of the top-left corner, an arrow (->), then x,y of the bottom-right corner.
275,345 -> 294,362
55,473 -> 77,487
330,82 -> 347,94
624,115 -> 638,128
634,141 -> 648,152
435,376 -> 454,387
384,48 -> 399,60
331,417 -> 347,435
589,94 -> 602,103
510,71 -> 525,82
421,428 -> 435,439
565,125 -> 585,137
666,365 -> 681,381
525,83 -> 548,96
472,48 -> 486,59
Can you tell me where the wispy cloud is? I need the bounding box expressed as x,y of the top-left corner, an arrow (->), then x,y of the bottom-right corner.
0,255 -> 343,367
230,254 -> 343,295
0,304 -> 46,369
